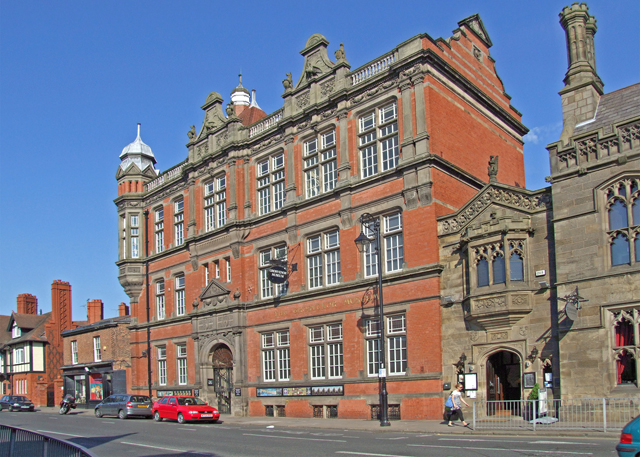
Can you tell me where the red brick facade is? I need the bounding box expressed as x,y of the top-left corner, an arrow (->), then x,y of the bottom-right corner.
116,16 -> 526,420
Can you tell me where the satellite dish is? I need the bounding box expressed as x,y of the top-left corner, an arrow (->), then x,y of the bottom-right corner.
564,302 -> 578,321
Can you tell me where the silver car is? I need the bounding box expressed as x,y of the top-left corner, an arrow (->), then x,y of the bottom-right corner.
94,394 -> 152,419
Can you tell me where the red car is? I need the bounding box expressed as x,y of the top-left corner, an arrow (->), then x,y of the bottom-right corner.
152,396 -> 220,424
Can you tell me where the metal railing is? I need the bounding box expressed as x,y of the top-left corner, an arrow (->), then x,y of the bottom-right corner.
472,397 -> 640,432
0,425 -> 97,457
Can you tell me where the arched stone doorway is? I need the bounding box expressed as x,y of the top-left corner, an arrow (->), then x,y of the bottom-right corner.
210,345 -> 233,414
486,350 -> 522,415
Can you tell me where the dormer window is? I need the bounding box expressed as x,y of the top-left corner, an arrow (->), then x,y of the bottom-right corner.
11,322 -> 21,339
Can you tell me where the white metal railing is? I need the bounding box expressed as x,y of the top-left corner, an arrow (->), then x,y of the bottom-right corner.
249,109 -> 283,138
144,163 -> 185,192
351,53 -> 396,86
472,397 -> 640,432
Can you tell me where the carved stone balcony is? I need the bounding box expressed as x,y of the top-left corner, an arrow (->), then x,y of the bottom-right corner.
464,291 -> 532,330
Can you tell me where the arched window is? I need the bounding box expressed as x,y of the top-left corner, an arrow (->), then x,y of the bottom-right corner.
609,199 -> 628,230
604,178 -> 640,266
613,311 -> 637,385
611,233 -> 630,266
492,253 -> 505,284
477,258 -> 489,287
510,252 -> 524,281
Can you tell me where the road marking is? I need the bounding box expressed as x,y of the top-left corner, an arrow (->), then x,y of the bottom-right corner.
243,433 -> 346,443
408,444 -> 592,455
376,437 -> 409,440
121,441 -> 212,455
438,438 -> 598,446
532,441 -> 597,446
102,421 -> 115,424
336,452 -> 415,457
179,427 -> 198,430
36,430 -> 84,438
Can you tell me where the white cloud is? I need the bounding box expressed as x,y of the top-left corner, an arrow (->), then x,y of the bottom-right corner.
524,122 -> 563,145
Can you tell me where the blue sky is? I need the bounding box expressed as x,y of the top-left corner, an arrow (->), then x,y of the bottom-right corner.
1,0 -> 638,319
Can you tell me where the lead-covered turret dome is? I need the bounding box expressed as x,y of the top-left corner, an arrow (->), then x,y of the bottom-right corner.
119,123 -> 158,173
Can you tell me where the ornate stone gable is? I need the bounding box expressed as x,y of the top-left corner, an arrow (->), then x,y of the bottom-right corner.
457,13 -> 493,48
199,279 -> 231,308
438,185 -> 551,235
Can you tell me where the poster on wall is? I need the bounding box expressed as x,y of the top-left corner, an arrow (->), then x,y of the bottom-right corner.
89,374 -> 103,401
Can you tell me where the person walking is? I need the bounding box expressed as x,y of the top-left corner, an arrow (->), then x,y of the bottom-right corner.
448,383 -> 470,427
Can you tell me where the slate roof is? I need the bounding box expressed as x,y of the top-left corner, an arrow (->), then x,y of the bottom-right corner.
0,312 -> 51,348
62,315 -> 130,337
574,83 -> 640,136
0,315 -> 11,345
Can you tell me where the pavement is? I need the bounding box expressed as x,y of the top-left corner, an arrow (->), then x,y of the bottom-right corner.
31,406 -> 622,438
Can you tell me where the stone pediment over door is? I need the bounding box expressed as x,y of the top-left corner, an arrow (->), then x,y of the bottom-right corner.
199,279 -> 231,308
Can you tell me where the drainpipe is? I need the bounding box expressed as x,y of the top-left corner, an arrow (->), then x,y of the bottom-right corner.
144,209 -> 152,399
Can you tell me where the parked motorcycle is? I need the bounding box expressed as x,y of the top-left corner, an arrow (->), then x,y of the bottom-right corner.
59,395 -> 77,415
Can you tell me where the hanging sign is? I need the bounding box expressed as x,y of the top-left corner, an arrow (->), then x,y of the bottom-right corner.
267,265 -> 287,284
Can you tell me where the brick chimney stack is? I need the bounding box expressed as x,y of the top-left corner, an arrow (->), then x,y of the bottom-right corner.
16,293 -> 38,315
118,302 -> 130,317
87,299 -> 104,324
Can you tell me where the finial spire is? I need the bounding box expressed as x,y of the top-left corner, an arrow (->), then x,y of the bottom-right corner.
238,74 -> 243,87
137,123 -> 141,139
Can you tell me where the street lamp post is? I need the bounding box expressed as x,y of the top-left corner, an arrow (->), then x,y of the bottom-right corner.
354,213 -> 390,427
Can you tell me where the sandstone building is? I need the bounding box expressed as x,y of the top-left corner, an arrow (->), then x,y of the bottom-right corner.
115,13 -> 527,419
438,2 -> 640,409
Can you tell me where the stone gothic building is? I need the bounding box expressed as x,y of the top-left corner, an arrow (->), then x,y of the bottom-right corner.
439,2 -> 640,409
115,12 -> 527,420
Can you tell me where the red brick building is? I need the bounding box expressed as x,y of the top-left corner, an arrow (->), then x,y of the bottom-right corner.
0,281 -> 81,407
115,14 -> 526,419
60,302 -> 132,408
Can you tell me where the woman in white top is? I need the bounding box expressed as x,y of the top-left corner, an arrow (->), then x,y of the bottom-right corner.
448,383 -> 470,427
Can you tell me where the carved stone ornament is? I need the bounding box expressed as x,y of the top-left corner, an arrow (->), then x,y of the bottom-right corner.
488,155 -> 498,183
349,79 -> 396,107
438,186 -> 551,235
282,73 -> 293,91
217,131 -> 230,148
296,92 -> 310,109
334,43 -> 346,62
473,46 -> 482,62
320,79 -> 335,98
620,123 -> 640,145
196,142 -> 209,159
322,107 -> 337,119
251,133 -> 284,152
187,125 -> 196,141
577,137 -> 597,157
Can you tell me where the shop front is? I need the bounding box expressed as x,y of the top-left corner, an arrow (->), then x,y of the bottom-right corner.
61,362 -> 127,409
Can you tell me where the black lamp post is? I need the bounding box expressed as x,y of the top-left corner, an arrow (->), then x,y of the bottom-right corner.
354,213 -> 390,427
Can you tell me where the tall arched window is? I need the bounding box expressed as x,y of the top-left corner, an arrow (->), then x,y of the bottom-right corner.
492,253 -> 505,284
612,309 -> 638,386
510,252 -> 524,281
605,178 -> 640,266
477,257 -> 489,287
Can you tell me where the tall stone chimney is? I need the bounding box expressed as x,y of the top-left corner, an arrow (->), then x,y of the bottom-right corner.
87,299 -> 104,324
558,3 -> 604,144
16,293 -> 38,315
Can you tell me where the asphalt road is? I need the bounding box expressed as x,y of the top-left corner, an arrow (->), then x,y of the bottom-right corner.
0,410 -> 620,457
